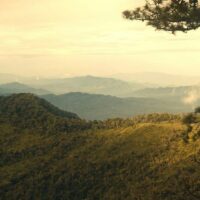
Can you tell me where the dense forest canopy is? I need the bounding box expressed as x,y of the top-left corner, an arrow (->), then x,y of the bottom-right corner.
1,94 -> 200,199
123,0 -> 200,33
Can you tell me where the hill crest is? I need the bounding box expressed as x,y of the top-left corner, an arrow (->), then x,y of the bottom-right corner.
0,93 -> 80,132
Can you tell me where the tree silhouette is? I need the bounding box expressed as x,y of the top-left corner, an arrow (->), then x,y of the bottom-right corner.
123,0 -> 200,33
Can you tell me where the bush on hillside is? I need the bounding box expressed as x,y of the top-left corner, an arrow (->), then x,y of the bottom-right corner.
182,113 -> 196,125
195,107 -> 200,114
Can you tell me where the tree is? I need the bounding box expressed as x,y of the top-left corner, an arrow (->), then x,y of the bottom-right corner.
195,106 -> 200,114
182,113 -> 196,124
123,0 -> 200,33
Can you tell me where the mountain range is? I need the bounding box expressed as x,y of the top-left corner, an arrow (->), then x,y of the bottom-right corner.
133,85 -> 200,98
28,75 -> 145,97
43,92 -> 192,120
111,72 -> 200,86
0,80 -> 198,120
0,73 -> 25,84
0,82 -> 50,95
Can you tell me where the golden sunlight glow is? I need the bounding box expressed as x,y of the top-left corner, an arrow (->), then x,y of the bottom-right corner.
0,0 -> 200,77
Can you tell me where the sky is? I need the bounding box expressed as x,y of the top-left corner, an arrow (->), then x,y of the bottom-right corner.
0,0 -> 200,78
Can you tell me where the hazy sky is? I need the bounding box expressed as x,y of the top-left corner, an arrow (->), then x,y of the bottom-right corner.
0,0 -> 200,77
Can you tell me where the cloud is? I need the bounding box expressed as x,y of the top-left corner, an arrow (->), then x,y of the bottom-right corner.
183,89 -> 200,105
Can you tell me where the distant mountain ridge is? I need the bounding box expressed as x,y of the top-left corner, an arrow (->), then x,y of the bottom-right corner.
111,72 -> 200,86
0,81 -> 198,120
0,73 -> 25,84
43,92 -> 192,120
0,82 -> 50,95
29,75 -> 144,97
134,85 -> 195,97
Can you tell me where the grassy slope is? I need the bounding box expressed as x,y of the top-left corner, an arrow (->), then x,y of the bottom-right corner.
1,121 -> 200,200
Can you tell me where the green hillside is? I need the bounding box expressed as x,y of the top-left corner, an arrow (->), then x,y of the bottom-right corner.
0,94 -> 90,133
0,94 -> 200,200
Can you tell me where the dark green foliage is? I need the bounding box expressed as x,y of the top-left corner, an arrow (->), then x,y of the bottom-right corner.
182,113 -> 196,124
195,106 -> 200,113
0,94 -> 91,133
181,125 -> 192,143
0,93 -> 79,119
123,0 -> 200,33
182,107 -> 200,125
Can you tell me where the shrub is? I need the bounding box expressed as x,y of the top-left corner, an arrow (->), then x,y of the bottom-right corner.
195,107 -> 200,114
182,113 -> 196,125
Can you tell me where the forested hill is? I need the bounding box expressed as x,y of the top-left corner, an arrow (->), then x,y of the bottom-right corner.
0,93 -> 79,119
0,94 -> 89,133
1,94 -> 200,200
